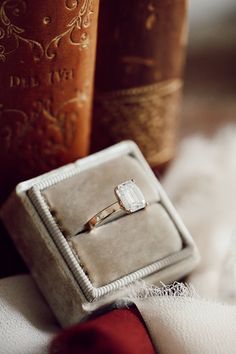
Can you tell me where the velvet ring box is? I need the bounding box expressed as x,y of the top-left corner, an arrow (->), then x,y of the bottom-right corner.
0,141 -> 199,327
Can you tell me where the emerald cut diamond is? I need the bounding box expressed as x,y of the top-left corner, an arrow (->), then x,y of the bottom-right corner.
115,180 -> 147,213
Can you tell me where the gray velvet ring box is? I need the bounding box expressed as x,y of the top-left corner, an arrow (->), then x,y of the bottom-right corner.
1,141 -> 199,327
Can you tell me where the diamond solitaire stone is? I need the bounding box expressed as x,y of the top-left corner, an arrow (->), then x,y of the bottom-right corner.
115,180 -> 146,213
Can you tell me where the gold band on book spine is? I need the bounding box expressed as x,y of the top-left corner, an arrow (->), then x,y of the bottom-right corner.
92,0 -> 187,169
94,79 -> 182,166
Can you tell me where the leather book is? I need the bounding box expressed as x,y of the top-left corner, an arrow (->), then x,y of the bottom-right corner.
91,0 -> 187,169
0,0 -> 99,203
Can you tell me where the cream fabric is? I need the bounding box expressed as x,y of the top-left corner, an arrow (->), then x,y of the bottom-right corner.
131,125 -> 236,353
0,275 -> 59,354
163,125 -> 236,302
129,283 -> 236,354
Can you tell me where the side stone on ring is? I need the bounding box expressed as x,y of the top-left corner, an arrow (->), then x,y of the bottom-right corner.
85,179 -> 147,231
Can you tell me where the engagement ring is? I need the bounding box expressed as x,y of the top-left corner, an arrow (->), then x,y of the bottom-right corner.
86,179 -> 147,230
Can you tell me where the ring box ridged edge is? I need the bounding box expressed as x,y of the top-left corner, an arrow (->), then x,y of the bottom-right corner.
0,141 -> 200,327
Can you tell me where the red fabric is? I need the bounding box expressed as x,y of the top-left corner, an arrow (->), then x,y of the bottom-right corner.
49,308 -> 156,354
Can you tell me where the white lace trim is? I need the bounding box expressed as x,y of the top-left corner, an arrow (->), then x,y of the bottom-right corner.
123,281 -> 196,304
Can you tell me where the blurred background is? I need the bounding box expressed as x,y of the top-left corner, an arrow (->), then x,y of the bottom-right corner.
181,0 -> 236,137
163,0 -> 236,302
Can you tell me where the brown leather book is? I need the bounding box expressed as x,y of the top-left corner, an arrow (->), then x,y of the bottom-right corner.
0,0 -> 99,203
91,0 -> 187,170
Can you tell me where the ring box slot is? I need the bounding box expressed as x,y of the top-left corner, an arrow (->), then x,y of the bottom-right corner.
71,204 -> 182,287
0,141 -> 199,326
41,154 -> 160,237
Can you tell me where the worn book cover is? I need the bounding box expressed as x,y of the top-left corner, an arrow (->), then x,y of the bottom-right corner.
91,0 -> 187,169
0,0 -> 99,203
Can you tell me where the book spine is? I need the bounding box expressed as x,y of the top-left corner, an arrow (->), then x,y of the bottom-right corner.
91,0 -> 187,169
0,0 -> 99,202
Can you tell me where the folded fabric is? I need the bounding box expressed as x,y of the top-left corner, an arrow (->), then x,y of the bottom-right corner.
163,126 -> 236,302
1,276 -> 236,354
128,282 -> 236,354
49,280 -> 236,354
49,308 -> 156,354
0,275 -> 59,354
